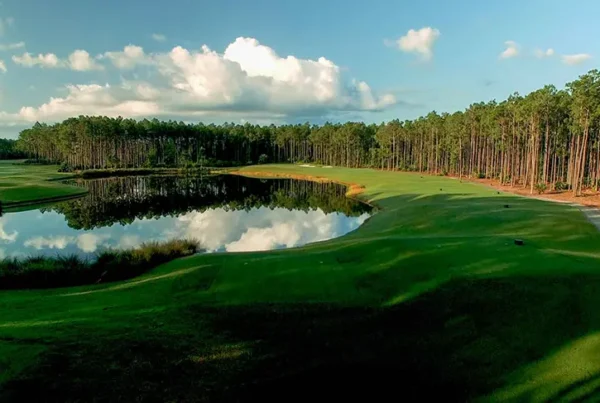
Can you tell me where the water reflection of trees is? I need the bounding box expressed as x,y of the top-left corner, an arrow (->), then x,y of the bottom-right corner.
47,175 -> 372,230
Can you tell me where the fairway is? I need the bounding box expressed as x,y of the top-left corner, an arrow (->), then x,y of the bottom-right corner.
1,165 -> 600,401
0,161 -> 86,207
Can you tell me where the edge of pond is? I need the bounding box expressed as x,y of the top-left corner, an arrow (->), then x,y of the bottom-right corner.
0,169 -> 380,290
3,191 -> 89,210
226,170 -> 379,211
6,168 -> 370,209
14,170 -> 225,209
5,169 -> 378,258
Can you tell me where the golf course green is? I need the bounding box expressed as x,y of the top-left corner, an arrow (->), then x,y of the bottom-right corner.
0,161 -> 86,208
1,163 -> 600,402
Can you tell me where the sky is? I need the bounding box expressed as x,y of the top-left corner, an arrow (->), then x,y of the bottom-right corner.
0,0 -> 598,138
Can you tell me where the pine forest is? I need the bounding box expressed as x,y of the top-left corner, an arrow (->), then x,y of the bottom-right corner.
16,69 -> 600,196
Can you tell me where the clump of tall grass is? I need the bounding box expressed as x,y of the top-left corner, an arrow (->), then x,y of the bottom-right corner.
0,239 -> 201,290
94,239 -> 200,283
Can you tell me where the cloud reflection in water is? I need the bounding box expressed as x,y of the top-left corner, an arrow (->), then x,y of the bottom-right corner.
0,206 -> 369,259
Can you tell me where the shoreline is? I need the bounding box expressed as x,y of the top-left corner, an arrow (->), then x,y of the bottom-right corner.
227,169 -> 372,207
3,191 -> 88,209
3,166 -> 369,211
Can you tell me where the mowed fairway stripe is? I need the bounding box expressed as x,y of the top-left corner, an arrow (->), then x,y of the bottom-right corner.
59,265 -> 210,297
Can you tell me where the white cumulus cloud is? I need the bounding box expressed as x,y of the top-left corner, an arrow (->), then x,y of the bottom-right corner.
0,220 -> 17,243
119,235 -> 142,249
23,233 -> 108,252
68,50 -> 104,71
100,45 -> 148,69
226,222 -> 302,252
76,233 -> 109,253
0,60 -> 6,73
175,206 -> 368,253
15,37 -> 396,122
12,52 -> 62,68
24,236 -> 73,250
500,41 -> 519,59
13,49 -> 104,71
390,27 -> 440,61
18,83 -> 160,122
562,53 -> 592,65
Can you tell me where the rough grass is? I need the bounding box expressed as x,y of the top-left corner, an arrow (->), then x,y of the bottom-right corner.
1,164 -> 600,402
0,239 -> 201,289
0,160 -> 86,206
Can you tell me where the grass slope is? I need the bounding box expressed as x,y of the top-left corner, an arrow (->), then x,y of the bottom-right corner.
0,161 -> 86,207
2,164 -> 600,401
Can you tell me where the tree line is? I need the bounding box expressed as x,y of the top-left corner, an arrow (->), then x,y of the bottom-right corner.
15,69 -> 600,195
0,139 -> 26,160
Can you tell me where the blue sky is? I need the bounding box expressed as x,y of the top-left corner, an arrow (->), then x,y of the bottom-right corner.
0,0 -> 597,138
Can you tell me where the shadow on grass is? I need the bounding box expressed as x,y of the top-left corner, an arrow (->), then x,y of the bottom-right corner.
3,275 -> 600,402
195,276 -> 599,402
2,192 -> 600,402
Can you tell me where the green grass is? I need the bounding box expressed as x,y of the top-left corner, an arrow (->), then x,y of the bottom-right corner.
0,160 -> 86,207
1,164 -> 600,401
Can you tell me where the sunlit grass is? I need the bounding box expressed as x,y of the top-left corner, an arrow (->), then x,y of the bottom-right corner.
0,160 -> 85,206
488,332 -> 600,401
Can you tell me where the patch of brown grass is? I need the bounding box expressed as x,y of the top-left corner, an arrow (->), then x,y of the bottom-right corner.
346,184 -> 366,197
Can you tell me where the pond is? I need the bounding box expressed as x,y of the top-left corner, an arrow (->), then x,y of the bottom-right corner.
0,175 -> 372,259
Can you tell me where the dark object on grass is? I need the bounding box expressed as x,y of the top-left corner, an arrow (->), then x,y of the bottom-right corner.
439,188 -> 443,191
504,204 -> 510,208
514,239 -> 524,246
96,270 -> 108,284
497,191 -> 500,194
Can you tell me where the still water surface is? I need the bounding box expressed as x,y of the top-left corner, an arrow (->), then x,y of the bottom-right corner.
0,175 -> 371,259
